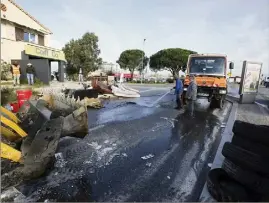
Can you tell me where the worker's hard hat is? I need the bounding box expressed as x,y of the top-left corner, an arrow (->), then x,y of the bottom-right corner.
27,63 -> 32,66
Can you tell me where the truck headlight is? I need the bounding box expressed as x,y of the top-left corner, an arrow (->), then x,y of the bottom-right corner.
219,90 -> 227,94
184,88 -> 187,91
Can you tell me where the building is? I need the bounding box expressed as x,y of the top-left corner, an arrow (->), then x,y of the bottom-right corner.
0,0 -> 66,83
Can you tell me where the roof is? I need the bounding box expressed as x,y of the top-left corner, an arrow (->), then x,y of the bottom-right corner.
8,0 -> 52,34
189,53 -> 227,57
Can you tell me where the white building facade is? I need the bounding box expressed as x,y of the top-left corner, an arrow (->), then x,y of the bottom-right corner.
1,0 -> 65,63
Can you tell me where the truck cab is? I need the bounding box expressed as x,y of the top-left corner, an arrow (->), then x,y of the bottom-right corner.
264,76 -> 269,88
183,54 -> 234,109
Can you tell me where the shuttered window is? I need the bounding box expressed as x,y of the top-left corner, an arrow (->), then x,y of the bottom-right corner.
38,34 -> 45,46
15,27 -> 24,41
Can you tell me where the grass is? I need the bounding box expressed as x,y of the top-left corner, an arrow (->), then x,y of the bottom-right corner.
1,80 -> 13,85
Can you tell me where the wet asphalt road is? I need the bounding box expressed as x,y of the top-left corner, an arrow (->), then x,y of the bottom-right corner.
18,85 -> 232,202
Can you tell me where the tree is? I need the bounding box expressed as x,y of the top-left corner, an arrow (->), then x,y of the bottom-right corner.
149,48 -> 197,78
62,32 -> 102,78
117,49 -> 148,80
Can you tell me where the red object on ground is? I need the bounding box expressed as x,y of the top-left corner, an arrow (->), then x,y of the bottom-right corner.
18,99 -> 28,108
16,89 -> 32,107
113,73 -> 140,78
10,102 -> 19,113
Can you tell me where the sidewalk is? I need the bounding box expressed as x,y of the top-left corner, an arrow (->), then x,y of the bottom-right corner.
199,92 -> 269,202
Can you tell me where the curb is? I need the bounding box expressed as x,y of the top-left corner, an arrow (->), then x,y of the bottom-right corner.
199,98 -> 238,202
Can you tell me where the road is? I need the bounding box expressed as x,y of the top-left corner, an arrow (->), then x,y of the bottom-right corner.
17,84 -> 232,202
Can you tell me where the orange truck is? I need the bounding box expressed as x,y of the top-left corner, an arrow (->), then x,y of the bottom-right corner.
183,54 -> 234,109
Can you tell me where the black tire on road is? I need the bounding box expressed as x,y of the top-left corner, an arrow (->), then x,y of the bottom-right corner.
217,97 -> 224,109
206,168 -> 250,202
222,159 -> 269,195
232,120 -> 269,145
222,142 -> 269,176
232,135 -> 269,158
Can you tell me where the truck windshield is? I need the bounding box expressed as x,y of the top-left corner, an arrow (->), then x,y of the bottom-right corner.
189,57 -> 226,75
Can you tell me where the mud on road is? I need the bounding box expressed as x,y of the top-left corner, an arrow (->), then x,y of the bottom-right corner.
8,86 -> 232,202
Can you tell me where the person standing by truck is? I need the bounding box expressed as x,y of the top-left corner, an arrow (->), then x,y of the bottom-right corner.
10,61 -> 21,86
186,75 -> 197,116
26,63 -> 36,85
173,75 -> 184,109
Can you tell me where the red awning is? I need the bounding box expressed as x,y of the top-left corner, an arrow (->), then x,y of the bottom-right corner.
113,73 -> 140,78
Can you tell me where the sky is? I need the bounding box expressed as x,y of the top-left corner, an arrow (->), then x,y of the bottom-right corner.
16,0 -> 269,76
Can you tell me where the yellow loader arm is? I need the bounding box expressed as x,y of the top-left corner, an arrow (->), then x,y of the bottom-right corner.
1,126 -> 18,141
1,116 -> 27,137
0,106 -> 20,123
1,142 -> 22,162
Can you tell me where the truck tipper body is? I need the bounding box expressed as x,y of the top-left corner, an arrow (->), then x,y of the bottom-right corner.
183,54 -> 234,108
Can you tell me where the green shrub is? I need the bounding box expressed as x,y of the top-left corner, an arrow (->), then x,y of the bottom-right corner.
34,78 -> 45,87
20,78 -> 28,84
166,78 -> 174,83
1,60 -> 12,80
1,87 -> 17,105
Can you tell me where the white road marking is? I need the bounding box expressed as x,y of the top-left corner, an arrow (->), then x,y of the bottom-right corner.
140,89 -> 156,93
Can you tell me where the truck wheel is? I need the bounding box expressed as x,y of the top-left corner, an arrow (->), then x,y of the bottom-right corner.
210,98 -> 217,109
217,98 -> 224,109
212,96 -> 225,109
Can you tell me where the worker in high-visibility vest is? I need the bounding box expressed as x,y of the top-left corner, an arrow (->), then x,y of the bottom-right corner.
10,61 -> 21,86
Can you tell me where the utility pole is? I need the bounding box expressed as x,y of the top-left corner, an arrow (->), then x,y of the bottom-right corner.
141,38 -> 146,84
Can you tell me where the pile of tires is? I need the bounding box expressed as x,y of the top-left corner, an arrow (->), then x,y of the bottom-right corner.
207,120 -> 269,202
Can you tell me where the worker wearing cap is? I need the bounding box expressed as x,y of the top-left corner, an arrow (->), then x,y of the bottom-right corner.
10,61 -> 21,86
186,75 -> 197,116
26,63 -> 36,85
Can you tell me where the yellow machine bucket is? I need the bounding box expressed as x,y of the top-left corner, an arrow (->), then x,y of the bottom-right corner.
1,116 -> 27,138
1,126 -> 19,141
1,142 -> 22,162
0,106 -> 20,123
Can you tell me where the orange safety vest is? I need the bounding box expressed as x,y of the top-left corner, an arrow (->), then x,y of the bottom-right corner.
12,65 -> 20,75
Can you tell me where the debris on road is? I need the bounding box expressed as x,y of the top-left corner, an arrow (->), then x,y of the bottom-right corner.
146,162 -> 152,167
141,154 -> 154,160
54,152 -> 67,168
122,153 -> 128,157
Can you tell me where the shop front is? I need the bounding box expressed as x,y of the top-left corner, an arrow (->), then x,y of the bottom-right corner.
14,44 -> 66,84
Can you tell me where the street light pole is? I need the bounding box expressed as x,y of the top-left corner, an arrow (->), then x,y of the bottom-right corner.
141,38 -> 146,84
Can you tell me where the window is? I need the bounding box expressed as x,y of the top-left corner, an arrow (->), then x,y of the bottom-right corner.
15,27 -> 24,41
23,32 -> 36,43
23,32 -> 29,41
38,34 -> 44,46
29,33 -> 35,43
189,57 -> 226,75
